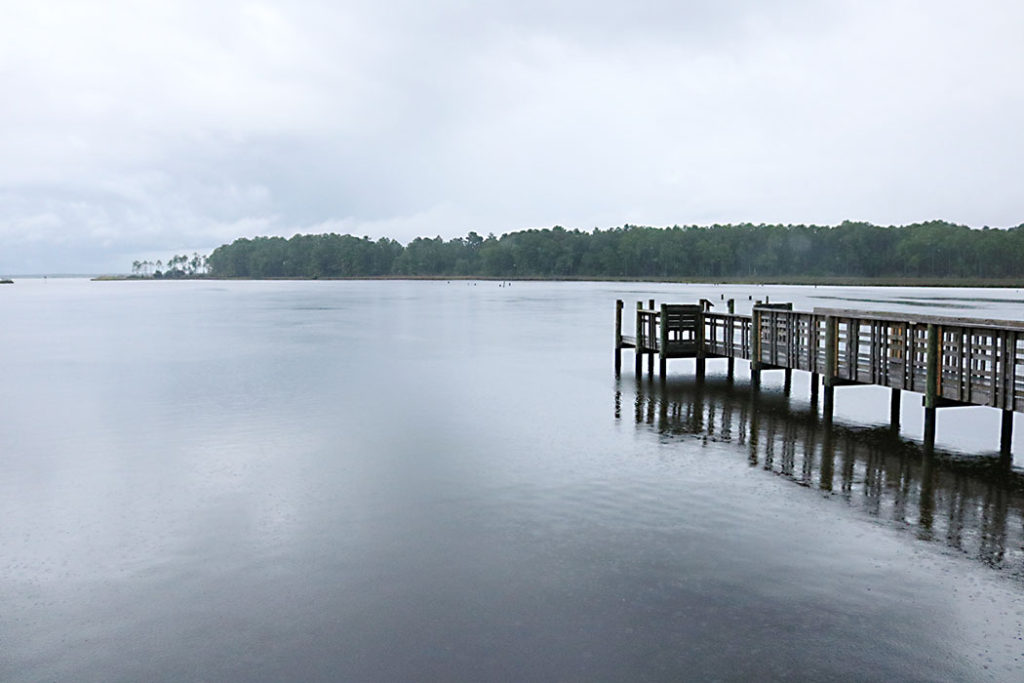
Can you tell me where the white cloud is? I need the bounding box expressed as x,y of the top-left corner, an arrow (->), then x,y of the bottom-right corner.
1,0 -> 1023,272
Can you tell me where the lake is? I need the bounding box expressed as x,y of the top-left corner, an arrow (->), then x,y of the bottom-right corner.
2,279 -> 1023,681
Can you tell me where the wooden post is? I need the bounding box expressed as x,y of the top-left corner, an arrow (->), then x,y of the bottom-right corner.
822,315 -> 837,423
889,388 -> 901,435
783,368 -> 792,395
659,303 -> 668,379
615,299 -> 623,376
727,357 -> 735,383
810,373 -> 819,409
925,323 -> 939,410
647,299 -> 655,378
751,306 -> 762,388
824,315 -> 837,388
635,301 -> 643,377
923,323 -> 939,454
727,299 -> 735,315
924,406 -> 937,455
1000,409 -> 1013,458
751,307 -> 762,372
696,305 -> 706,380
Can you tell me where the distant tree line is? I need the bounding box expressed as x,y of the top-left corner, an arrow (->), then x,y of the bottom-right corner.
204,221 -> 1024,280
132,252 -> 209,278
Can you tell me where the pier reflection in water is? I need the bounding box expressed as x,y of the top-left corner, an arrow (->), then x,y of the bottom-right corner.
617,370 -> 1024,579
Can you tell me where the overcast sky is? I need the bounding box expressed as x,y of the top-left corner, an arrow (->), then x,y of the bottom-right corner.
2,0 -> 1022,273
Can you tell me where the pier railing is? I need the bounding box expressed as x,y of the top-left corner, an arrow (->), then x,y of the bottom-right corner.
635,306 -> 659,352
616,300 -> 1024,415
823,309 -> 1024,412
704,312 -> 751,360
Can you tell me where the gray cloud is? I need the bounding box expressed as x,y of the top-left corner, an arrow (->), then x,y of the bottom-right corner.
1,0 -> 1023,273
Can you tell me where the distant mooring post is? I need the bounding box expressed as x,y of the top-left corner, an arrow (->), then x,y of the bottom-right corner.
614,300 -> 1022,458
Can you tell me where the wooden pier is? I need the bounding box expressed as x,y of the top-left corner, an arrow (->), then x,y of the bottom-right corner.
615,299 -> 1024,459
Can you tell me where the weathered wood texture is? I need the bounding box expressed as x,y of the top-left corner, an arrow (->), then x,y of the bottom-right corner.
616,301 -> 1024,413
661,304 -> 702,357
704,313 -> 751,360
636,308 -> 659,352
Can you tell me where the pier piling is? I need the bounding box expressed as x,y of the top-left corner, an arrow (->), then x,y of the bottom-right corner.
634,301 -> 642,376
823,385 -> 834,424
889,389 -> 901,434
1001,410 -> 1013,457
924,408 -> 937,454
614,300 -> 623,376
647,299 -> 655,378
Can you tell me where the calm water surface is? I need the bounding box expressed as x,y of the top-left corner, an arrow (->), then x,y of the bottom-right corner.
2,279 -> 1024,681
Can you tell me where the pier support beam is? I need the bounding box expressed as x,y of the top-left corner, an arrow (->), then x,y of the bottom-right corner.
727,357 -> 735,383
634,301 -> 642,377
659,303 -> 668,381
696,306 -> 706,381
924,323 -> 939,411
615,299 -> 623,376
924,407 -> 937,455
889,388 -> 901,435
751,307 -> 763,391
823,315 -> 837,423
647,299 -> 655,378
1000,409 -> 1013,459
923,323 -> 939,454
783,368 -> 792,396
810,373 -> 819,409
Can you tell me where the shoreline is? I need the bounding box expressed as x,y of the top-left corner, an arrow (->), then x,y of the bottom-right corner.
91,274 -> 1024,288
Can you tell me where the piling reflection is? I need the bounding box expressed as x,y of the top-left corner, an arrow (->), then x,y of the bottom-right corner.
618,377 -> 1024,578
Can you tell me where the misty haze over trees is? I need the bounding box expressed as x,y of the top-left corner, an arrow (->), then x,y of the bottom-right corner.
203,221 -> 1024,280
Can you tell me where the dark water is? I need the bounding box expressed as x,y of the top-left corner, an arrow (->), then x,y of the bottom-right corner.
2,279 -> 1023,681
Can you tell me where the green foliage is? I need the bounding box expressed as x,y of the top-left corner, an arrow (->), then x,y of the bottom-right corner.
207,234 -> 402,278
201,221 -> 1024,280
132,252 -> 208,278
